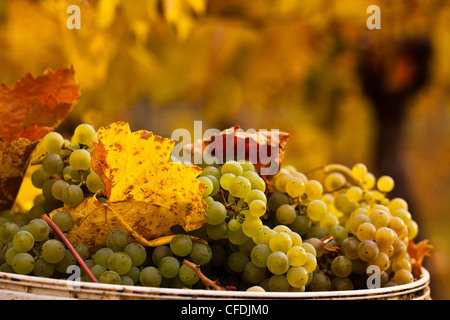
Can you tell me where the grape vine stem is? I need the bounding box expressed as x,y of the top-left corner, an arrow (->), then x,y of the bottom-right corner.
182,259 -> 235,291
41,214 -> 99,283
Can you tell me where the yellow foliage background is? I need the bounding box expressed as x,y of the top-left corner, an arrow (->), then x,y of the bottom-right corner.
1,0 -> 450,299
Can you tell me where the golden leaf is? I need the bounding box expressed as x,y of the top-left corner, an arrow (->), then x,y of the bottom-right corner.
54,121 -> 207,250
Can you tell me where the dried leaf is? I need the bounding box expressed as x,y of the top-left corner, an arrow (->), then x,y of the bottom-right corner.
408,239 -> 433,278
0,67 -> 80,210
56,121 -> 207,250
184,125 -> 290,177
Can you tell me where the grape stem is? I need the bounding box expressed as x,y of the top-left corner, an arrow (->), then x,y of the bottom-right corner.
322,236 -> 341,254
41,214 -> 99,283
182,259 -> 236,291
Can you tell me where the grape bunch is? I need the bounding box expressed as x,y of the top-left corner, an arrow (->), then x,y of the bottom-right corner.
30,124 -> 105,214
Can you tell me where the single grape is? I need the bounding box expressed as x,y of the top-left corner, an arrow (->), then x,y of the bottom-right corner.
170,234 -> 193,257
75,244 -> 90,260
107,252 -> 133,275
347,186 -> 363,202
331,256 -> 353,277
41,239 -> 66,264
331,277 -> 354,291
12,252 -> 35,274
319,214 -> 339,233
42,132 -> 65,154
159,256 -> 180,278
106,230 -> 128,252
197,176 -> 214,197
205,201 -> 227,225
304,180 -> 323,200
42,154 -> 64,175
61,185 -> 84,207
286,246 -> 307,267
369,252 -> 390,272
276,204 -> 296,225
50,180 -> 69,201
5,247 -> 20,265
368,209 -> 390,229
221,161 -> 243,176
352,163 -> 368,180
219,173 -> 236,190
206,221 -> 228,240
73,124 -> 97,145
356,222 -> 376,241
357,240 -> 379,262
12,230 -> 34,252
302,253 -> 317,273
243,171 -> 266,192
99,270 -> 122,285
288,215 -> 312,236
242,216 -> 263,237
309,271 -> 331,291
31,168 -> 50,189
286,266 -> 308,288
54,249 -> 77,273
86,172 -> 105,194
228,219 -> 241,232
51,211 -> 73,232
200,166 -> 221,181
229,176 -> 252,198
33,257 -> 55,278
178,264 -> 199,285
243,261 -> 267,284
268,274 -> 290,292
250,244 -> 271,268
238,160 -> 256,172
306,200 -> 327,222
93,247 -> 114,266
227,251 -> 249,273
324,172 -> 346,192
0,222 -> 19,244
189,242 -> 212,265
341,236 -> 360,260
285,177 -> 305,198
62,166 -> 81,182
375,227 -> 396,248
377,175 -> 395,193
393,269 -> 414,285
228,227 -> 250,245
124,242 -> 147,266
269,232 -> 292,253
69,149 -> 91,171
267,251 -> 290,275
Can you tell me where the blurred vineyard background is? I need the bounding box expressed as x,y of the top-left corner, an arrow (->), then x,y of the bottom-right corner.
1,0 -> 450,299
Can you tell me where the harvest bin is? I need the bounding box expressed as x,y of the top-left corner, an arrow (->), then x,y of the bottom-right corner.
0,268 -> 430,300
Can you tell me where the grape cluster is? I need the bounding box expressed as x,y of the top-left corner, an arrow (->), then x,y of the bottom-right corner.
30,124 -> 105,214
0,209 -> 79,277
266,163 -> 419,290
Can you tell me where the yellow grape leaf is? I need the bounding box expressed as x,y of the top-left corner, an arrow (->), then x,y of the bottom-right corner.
55,121 -> 207,250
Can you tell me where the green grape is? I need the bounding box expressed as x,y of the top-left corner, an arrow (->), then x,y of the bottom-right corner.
121,275 -> 134,286
125,266 -> 141,284
347,186 -> 363,202
75,244 -> 90,260
391,209 -> 412,223
221,161 -> 243,176
304,238 -> 324,258
197,176 -> 213,197
28,205 -> 46,220
42,153 -> 64,175
349,213 -> 371,235
41,239 -> 66,264
306,200 -> 327,222
73,124 -> 97,145
33,257 -> 54,278
206,221 -> 228,240
301,253 -> 317,273
243,261 -> 267,284
238,160 -> 256,173
0,222 -> 19,244
93,247 -> 114,266
309,271 -> 331,291
200,166 -> 221,181
341,236 -> 360,260
267,251 -> 290,275
124,242 -> 147,266
331,256 -> 353,277
319,214 -> 339,233
11,252 -> 35,274
90,264 -> 107,280
86,172 -> 105,193
393,269 -> 414,285
286,266 -> 308,288
107,252 -> 133,275
392,257 -> 412,273
50,180 -> 69,201
276,204 -> 296,225
301,242 -> 317,257
356,222 -> 376,241
304,180 -> 323,200
106,230 -> 128,252
362,172 -> 376,190
252,225 -> 276,245
5,247 -> 19,265
31,168 -> 50,188
285,177 -> 305,198
406,219 -> 419,240
219,173 -> 236,190
189,242 -> 212,265
329,226 -> 348,245
243,171 -> 266,192
54,249 -> 76,273
357,240 -> 379,262
273,225 -> 291,233
268,274 -> 290,292
352,163 -> 368,180
229,176 -> 252,198
369,252 -> 390,272
286,246 -> 307,267
324,172 -> 346,192
250,244 -> 271,268
267,192 -> 289,213
228,219 -> 241,232
205,201 -> 227,225
178,264 -> 199,285
287,231 -> 302,247
170,234 -> 193,257
288,215 -> 312,236
334,193 -> 357,215
99,270 -> 122,285
269,232 -> 292,253
61,185 -> 84,207
228,227 -> 250,245
51,211 -> 73,232
151,246 -> 173,266
227,251 -> 249,273
391,237 -> 407,260
331,277 -> 354,291
62,166 -> 81,182
12,230 -> 34,252
375,227 -> 396,248
377,175 -> 395,193
387,197 -> 408,213
204,175 -> 220,196
42,132 -> 65,154
245,189 -> 267,205
368,209 -> 390,229
69,149 -> 91,171
389,216 -> 408,239
242,216 -> 263,237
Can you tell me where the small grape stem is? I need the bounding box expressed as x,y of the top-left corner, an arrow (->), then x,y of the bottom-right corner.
182,259 -> 235,291
322,236 -> 341,254
41,214 -> 99,283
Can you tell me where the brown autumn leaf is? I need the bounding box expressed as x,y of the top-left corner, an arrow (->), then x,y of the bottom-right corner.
53,121 -> 207,251
0,67 -> 80,210
183,125 -> 290,177
408,239 -> 433,279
